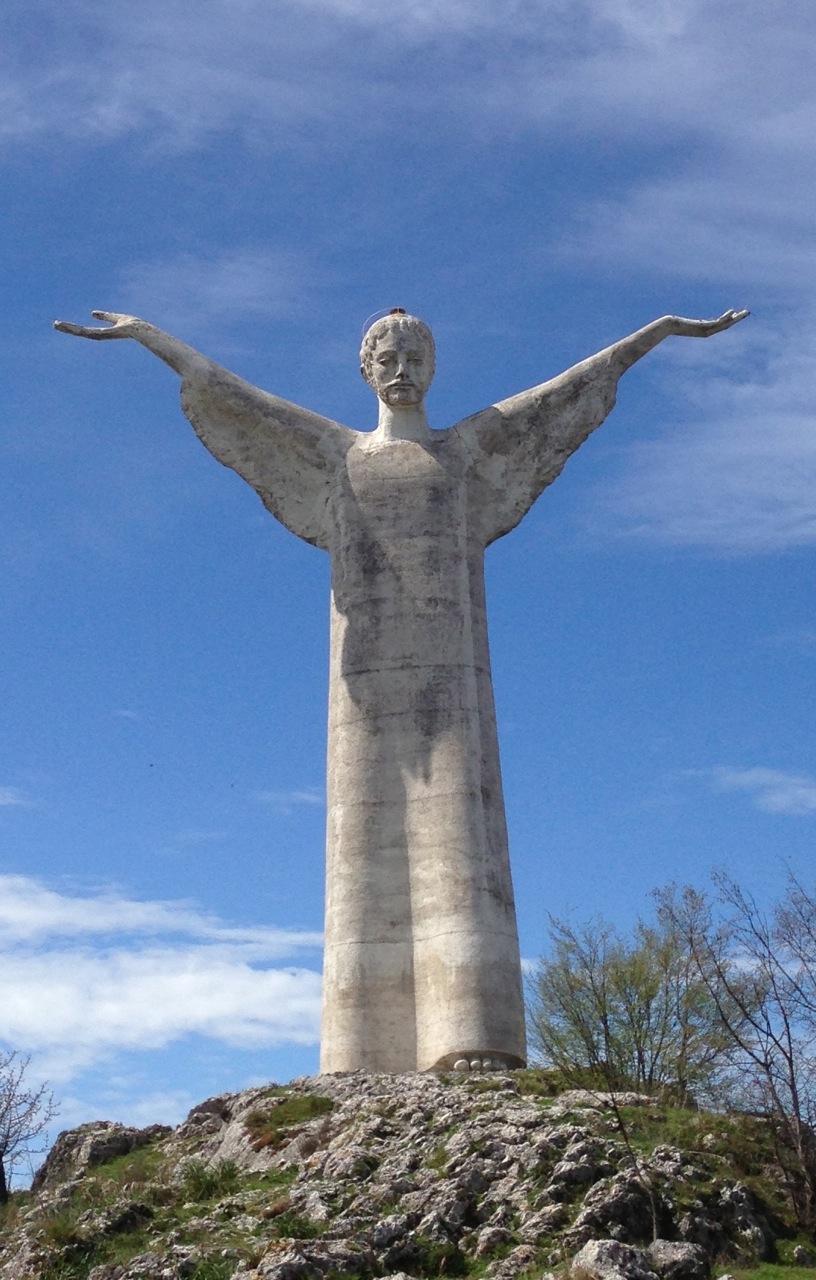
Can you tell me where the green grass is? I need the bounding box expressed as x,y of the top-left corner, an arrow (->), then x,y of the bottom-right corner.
270,1208 -> 321,1239
189,1260 -> 238,1280
593,1104 -> 803,1239
415,1237 -> 469,1277
427,1142 -> 449,1172
181,1159 -> 241,1202
245,1094 -> 335,1152
514,1068 -> 582,1098
729,1266 -> 816,1280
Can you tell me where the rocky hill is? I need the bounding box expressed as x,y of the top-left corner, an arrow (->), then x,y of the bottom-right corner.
0,1070 -> 813,1280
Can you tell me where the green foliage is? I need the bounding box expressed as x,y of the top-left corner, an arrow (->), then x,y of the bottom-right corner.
245,1094 -> 334,1151
729,1267 -> 816,1280
271,1207 -> 321,1238
775,1241 -> 816,1266
513,1067 -> 576,1097
598,1102 -> 799,1232
427,1142 -> 449,1172
39,1251 -> 106,1280
189,1258 -> 238,1280
41,1211 -> 84,1248
93,1141 -> 166,1187
415,1236 -> 469,1277
181,1158 -> 241,1201
526,910 -> 743,1103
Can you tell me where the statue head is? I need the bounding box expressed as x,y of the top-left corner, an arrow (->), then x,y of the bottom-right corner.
360,309 -> 435,408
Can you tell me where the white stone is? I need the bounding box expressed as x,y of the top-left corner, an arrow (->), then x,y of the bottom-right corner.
54,305 -> 748,1074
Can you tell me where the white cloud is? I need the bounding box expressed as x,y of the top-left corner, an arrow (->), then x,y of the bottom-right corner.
0,874 -> 322,947
587,319 -> 816,552
0,876 -> 322,1081
6,2 -> 815,559
759,630 -> 816,654
60,1088 -> 197,1131
0,786 -> 30,807
2,0 -> 812,153
1,946 -> 322,1078
255,788 -> 324,813
117,248 -> 312,335
559,156 -> 816,291
708,767 -> 816,816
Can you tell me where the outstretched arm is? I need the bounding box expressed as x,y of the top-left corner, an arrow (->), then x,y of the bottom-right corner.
54,312 -> 355,550
54,311 -> 211,378
592,309 -> 749,377
454,309 -> 749,543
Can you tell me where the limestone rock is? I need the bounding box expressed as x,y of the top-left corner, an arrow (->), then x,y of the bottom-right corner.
571,1239 -> 658,1280
571,1174 -> 657,1243
32,1121 -> 170,1194
647,1240 -> 709,1280
715,1182 -> 774,1259
0,1071 -> 792,1280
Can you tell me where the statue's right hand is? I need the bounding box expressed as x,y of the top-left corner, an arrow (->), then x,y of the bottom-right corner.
53,311 -> 144,339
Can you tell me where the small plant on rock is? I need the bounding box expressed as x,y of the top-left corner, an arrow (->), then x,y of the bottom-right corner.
244,1094 -> 334,1151
182,1158 -> 241,1202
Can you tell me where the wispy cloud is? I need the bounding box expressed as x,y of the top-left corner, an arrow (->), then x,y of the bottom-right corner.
0,874 -> 322,947
707,767 -> 816,816
561,165 -> 816,291
1,946 -> 322,1079
58,1088 -> 198,1132
254,788 -> 324,813
0,786 -> 31,807
3,0 -> 812,154
115,247 -> 313,337
758,630 -> 816,654
0,876 -> 322,1081
587,320 -> 816,552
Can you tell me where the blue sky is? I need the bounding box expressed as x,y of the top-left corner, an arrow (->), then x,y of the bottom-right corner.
2,0 -> 815,1164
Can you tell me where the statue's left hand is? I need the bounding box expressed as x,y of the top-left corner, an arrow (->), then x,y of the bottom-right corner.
54,311 -> 145,339
672,309 -> 750,338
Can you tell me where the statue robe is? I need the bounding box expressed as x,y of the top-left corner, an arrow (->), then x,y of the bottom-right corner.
180,353 -> 618,1071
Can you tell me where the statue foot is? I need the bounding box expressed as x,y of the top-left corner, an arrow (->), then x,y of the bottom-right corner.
454,1056 -> 503,1073
431,1050 -> 525,1073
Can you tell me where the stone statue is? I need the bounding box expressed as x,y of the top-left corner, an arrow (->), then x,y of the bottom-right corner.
54,304 -> 748,1073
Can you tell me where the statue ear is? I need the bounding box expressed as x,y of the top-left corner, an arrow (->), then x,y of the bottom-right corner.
360,364 -> 369,383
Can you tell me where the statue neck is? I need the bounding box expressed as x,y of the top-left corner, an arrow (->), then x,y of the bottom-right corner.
374,401 -> 431,443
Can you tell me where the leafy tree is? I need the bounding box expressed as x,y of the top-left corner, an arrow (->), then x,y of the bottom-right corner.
526,910 -> 742,1104
0,1051 -> 58,1203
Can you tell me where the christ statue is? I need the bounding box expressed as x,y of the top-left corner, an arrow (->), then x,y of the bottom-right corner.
55,303 -> 748,1073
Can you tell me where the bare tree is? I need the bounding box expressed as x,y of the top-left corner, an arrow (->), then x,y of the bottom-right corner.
657,875 -> 816,1234
0,1051 -> 58,1203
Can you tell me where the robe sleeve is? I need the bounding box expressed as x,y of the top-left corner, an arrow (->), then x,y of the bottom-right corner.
450,351 -> 620,545
179,362 -> 355,551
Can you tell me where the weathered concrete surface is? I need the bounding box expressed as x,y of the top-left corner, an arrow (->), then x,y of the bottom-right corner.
54,305 -> 749,1073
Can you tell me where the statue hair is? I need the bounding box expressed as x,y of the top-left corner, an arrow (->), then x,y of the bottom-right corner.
360,313 -> 436,382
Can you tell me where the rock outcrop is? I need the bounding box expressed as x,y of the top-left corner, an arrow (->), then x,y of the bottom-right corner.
0,1072 -> 799,1280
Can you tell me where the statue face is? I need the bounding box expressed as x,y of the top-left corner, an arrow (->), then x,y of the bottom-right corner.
364,328 -> 434,407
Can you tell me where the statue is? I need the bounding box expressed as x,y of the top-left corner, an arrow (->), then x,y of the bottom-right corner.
54,304 -> 748,1073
